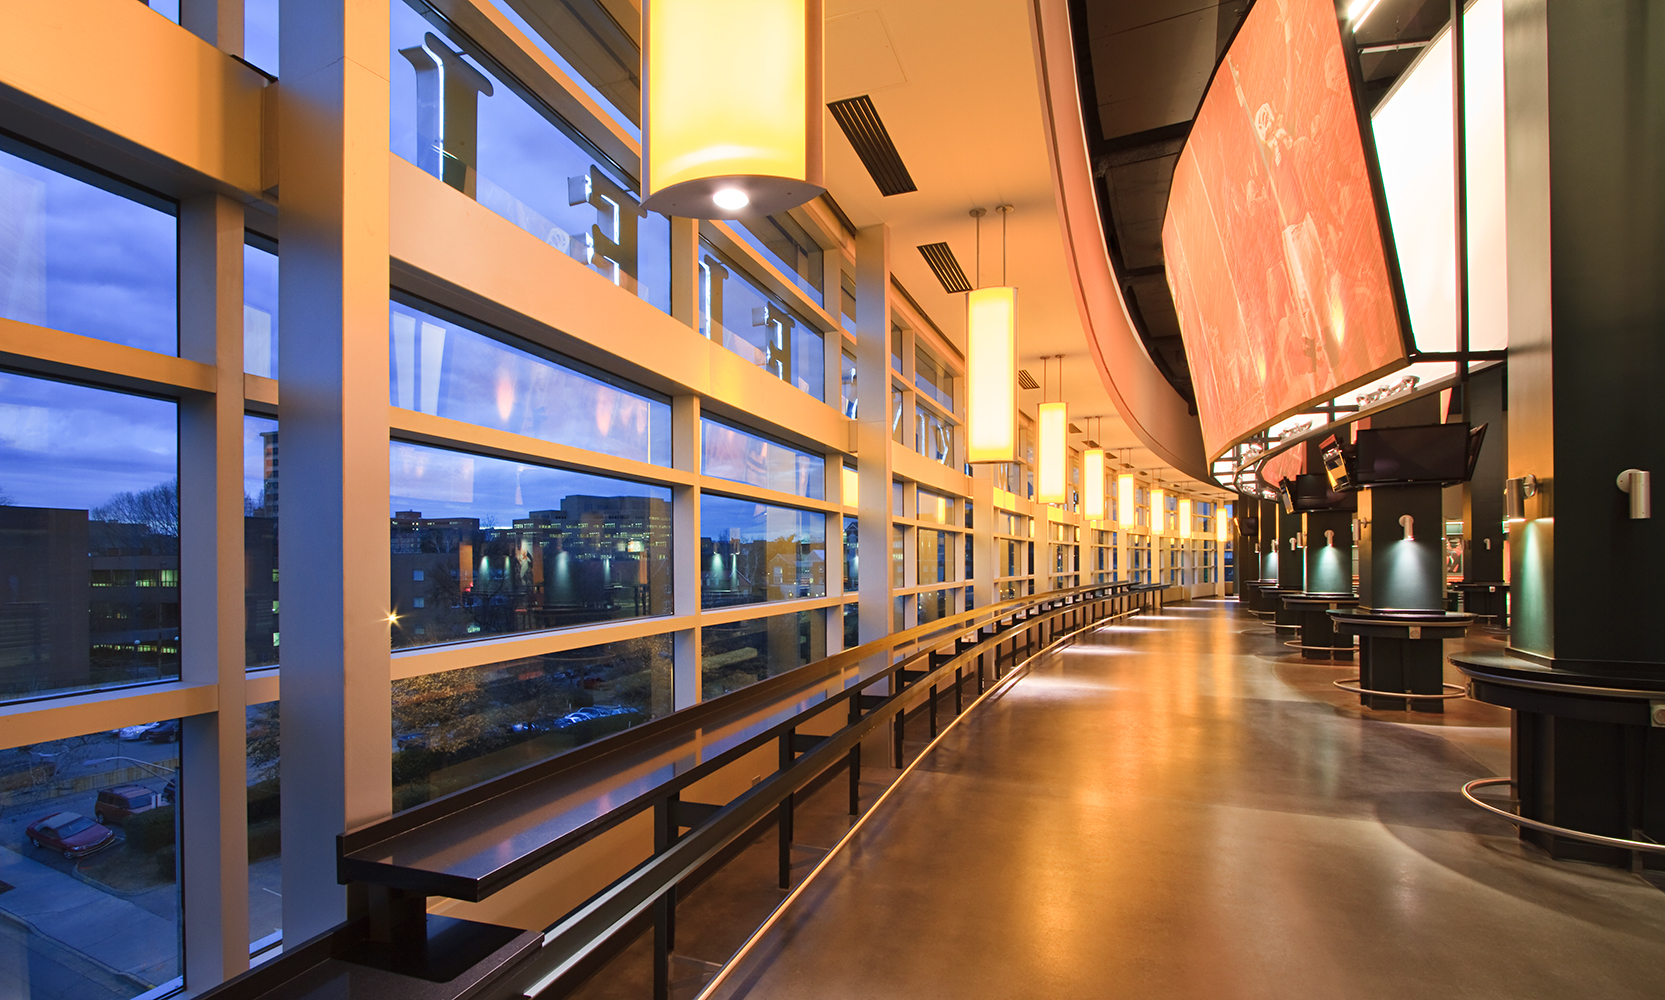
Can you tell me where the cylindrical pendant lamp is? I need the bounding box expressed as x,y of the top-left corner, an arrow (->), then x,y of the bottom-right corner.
1118,473 -> 1135,525
642,0 -> 825,217
1037,400 -> 1067,504
1178,498 -> 1193,538
1150,487 -> 1166,535
967,285 -> 1018,462
1084,447 -> 1106,520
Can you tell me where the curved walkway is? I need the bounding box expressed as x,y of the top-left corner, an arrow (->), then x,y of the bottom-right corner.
707,599 -> 1665,1000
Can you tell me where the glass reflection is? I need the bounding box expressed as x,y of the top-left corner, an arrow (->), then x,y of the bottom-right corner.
0,372 -> 179,703
700,610 -> 823,700
701,417 -> 823,498
389,442 -> 672,648
389,298 -> 671,466
699,496 -> 825,609
392,634 -> 671,810
243,415 -> 279,667
698,241 -> 825,401
0,719 -> 182,997
0,145 -> 176,356
389,2 -> 670,313
243,241 -> 278,378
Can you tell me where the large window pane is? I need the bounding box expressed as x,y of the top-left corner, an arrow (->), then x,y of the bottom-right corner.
243,241 -> 278,378
243,416 -> 279,667
0,719 -> 182,998
0,372 -> 179,703
734,214 -> 825,308
483,0 -> 641,137
699,241 -> 826,401
699,496 -> 825,609
390,297 -> 671,466
842,515 -> 858,593
0,146 -> 176,356
390,2 -> 670,314
701,610 -> 824,700
701,417 -> 823,499
390,442 -> 672,649
245,0 -> 279,76
245,702 -> 281,954
392,635 -> 671,811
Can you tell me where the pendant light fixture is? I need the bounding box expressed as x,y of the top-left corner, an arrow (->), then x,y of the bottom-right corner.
1150,483 -> 1166,536
1083,418 -> 1106,521
1118,453 -> 1135,526
642,0 -> 825,218
1037,355 -> 1068,505
1216,504 -> 1230,542
967,205 -> 1018,463
1178,497 -> 1193,538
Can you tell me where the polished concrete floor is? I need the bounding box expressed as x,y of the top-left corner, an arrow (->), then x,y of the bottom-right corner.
695,599 -> 1665,1000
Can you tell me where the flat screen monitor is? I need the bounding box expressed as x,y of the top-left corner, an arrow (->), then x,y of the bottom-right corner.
1162,0 -> 1409,457
1235,514 -> 1259,537
1319,433 -> 1352,491
1355,423 -> 1481,485
1290,473 -> 1357,511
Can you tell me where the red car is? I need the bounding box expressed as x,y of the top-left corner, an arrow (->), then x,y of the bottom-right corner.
26,811 -> 116,858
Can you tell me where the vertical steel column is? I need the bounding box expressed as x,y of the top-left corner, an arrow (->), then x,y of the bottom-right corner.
855,225 -> 894,649
177,192 -> 251,988
672,395 -> 702,711
276,0 -> 394,940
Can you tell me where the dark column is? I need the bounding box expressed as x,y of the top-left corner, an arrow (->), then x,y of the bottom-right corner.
1462,366 -> 1507,583
1303,509 -> 1354,596
1472,0 -> 1665,867
1356,397 -> 1444,614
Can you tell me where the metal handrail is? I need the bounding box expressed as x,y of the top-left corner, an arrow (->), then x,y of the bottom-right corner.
683,599 -> 1108,1000
506,592 -> 1144,999
1461,777 -> 1665,855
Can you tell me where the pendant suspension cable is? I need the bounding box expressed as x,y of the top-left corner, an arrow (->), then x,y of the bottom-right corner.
970,207 -> 986,290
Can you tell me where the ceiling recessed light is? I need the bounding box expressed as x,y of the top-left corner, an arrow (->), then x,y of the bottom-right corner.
713,188 -> 749,211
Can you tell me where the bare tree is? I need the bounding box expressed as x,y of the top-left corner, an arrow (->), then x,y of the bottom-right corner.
93,478 -> 180,536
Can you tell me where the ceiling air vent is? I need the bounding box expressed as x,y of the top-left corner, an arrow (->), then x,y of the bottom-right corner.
828,95 -> 918,196
917,242 -> 972,294
1017,369 -> 1040,390
1068,423 -> 1084,434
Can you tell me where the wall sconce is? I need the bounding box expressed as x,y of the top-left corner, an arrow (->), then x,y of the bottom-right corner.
1504,474 -> 1537,521
1399,514 -> 1415,540
1324,529 -> 1336,547
1617,469 -> 1652,519
1296,532 -> 1306,548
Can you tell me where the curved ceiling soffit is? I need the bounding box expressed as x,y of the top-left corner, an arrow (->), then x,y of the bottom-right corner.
1027,0 -> 1209,483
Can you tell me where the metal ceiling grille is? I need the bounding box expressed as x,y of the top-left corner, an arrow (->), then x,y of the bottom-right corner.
1017,369 -> 1040,390
828,95 -> 918,196
916,242 -> 972,294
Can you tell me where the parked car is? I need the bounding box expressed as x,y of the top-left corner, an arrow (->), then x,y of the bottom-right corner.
118,723 -> 159,740
144,720 -> 180,743
555,705 -> 642,729
94,784 -> 159,825
26,812 -> 116,858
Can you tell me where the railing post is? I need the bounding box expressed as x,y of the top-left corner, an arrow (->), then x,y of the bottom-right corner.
893,702 -> 905,768
653,794 -> 679,1000
928,684 -> 938,738
778,730 -> 794,890
847,696 -> 862,815
955,665 -> 964,715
